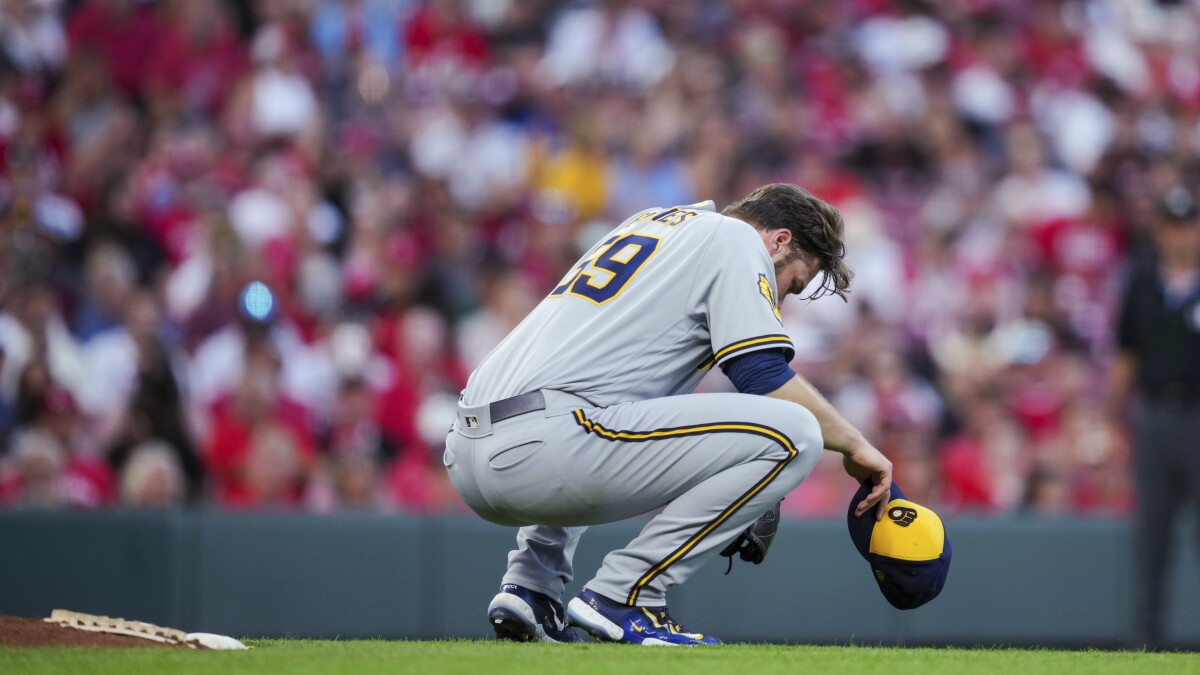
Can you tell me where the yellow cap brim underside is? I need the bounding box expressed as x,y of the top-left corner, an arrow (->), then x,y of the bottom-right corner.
869,499 -> 945,561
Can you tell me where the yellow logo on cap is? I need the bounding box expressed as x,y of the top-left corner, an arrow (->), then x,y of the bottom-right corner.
888,505 -> 918,526
869,499 -> 944,561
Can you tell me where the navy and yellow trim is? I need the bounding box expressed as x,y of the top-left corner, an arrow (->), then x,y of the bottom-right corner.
571,410 -> 798,606
698,334 -> 794,371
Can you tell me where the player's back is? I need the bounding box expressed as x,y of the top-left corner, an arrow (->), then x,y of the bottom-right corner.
462,201 -> 780,408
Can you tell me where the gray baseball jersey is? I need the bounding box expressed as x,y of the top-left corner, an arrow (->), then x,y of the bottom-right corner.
461,201 -> 795,407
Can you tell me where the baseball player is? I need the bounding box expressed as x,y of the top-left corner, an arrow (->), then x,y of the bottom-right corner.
444,184 -> 893,645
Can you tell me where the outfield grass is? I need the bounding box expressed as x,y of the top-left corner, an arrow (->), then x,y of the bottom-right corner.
4,640 -> 1199,675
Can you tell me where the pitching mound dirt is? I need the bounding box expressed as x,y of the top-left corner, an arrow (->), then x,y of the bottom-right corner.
0,615 -> 182,648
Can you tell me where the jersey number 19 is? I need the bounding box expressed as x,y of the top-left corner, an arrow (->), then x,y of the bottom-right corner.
549,207 -> 699,305
550,233 -> 660,305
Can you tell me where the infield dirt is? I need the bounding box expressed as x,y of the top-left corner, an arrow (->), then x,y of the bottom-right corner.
0,615 -> 180,648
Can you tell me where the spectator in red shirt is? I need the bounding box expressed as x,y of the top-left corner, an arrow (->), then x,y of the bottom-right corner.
940,390 -> 1031,513
66,0 -> 164,98
376,305 -> 466,512
404,0 -> 489,74
148,0 -> 248,118
6,371 -> 114,508
204,340 -> 315,509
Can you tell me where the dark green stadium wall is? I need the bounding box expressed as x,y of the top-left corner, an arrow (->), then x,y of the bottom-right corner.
1,512 -> 1197,648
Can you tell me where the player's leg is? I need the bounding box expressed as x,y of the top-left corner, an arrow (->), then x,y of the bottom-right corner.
1179,406 -> 1200,644
450,391 -> 821,644
470,394 -> 822,527
584,458 -> 808,605
576,395 -> 821,604
503,525 -> 587,598
446,421 -> 589,643
1131,401 -> 1182,648
488,525 -> 587,643
558,393 -> 823,644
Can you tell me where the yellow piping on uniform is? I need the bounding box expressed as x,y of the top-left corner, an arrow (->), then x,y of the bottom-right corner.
571,410 -> 798,605
697,334 -> 794,371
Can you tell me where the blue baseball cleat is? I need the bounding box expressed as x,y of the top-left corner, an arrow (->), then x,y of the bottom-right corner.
566,589 -> 721,646
488,584 -> 586,643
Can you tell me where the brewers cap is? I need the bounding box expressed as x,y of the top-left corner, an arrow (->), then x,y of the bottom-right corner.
846,481 -> 952,610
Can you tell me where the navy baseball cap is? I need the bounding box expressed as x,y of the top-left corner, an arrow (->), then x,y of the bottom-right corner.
847,481 -> 951,610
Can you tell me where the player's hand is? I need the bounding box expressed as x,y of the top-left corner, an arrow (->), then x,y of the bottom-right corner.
842,443 -> 893,520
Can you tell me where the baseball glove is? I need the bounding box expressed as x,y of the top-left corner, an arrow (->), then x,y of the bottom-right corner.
719,500 -> 781,574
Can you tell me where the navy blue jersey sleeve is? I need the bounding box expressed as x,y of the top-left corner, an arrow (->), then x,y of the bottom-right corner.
719,348 -> 796,395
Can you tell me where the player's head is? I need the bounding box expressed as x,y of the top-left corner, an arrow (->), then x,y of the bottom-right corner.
722,183 -> 853,301
1156,186 -> 1200,263
1159,185 -> 1198,224
846,481 -> 952,610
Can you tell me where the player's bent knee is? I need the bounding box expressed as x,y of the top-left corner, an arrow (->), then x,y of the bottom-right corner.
795,407 -> 823,454
774,414 -> 824,490
762,399 -> 822,454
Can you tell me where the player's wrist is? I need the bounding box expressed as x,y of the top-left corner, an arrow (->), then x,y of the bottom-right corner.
828,431 -> 870,457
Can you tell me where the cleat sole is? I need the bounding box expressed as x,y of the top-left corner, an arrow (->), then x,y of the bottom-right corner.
490,607 -> 535,642
488,593 -> 542,642
566,597 -> 626,642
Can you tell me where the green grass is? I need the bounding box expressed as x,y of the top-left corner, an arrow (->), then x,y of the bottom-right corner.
4,640 -> 1200,675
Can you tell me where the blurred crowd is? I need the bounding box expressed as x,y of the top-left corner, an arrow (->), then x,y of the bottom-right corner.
0,0 -> 1193,516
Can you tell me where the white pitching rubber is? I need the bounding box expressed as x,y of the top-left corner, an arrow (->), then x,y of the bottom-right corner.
185,633 -> 250,650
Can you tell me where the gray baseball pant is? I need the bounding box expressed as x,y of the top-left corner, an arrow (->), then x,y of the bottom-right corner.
444,389 -> 823,607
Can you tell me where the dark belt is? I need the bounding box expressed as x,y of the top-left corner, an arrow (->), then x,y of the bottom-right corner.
490,391 -> 546,424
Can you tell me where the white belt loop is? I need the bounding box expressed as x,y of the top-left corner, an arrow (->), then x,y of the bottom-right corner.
456,401 -> 494,439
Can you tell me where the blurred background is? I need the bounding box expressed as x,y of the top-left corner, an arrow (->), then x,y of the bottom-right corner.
0,0 -> 1172,517
4,0 -> 1200,648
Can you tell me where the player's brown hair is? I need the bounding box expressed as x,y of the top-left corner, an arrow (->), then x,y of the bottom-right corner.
722,183 -> 853,300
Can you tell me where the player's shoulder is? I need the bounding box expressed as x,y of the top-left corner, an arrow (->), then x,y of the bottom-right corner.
619,201 -> 716,225
705,211 -> 766,250
659,202 -> 756,238
634,204 -> 764,264
617,201 -> 761,253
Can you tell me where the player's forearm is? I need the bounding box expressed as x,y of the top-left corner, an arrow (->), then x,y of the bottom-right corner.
765,374 -> 869,455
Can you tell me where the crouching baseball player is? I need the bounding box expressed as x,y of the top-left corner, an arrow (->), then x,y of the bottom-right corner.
445,184 -> 894,645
